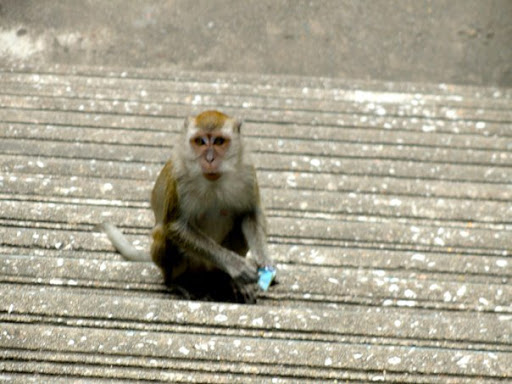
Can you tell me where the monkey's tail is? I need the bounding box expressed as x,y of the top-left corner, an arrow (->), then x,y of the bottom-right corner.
96,222 -> 149,262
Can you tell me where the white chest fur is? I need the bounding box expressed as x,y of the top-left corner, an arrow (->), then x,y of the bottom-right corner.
177,170 -> 255,244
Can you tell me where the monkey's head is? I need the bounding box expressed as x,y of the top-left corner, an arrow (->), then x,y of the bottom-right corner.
182,110 -> 243,181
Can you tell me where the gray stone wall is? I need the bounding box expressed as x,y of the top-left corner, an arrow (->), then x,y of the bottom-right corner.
0,0 -> 511,86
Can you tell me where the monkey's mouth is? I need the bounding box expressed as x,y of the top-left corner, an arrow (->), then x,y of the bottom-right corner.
203,172 -> 221,181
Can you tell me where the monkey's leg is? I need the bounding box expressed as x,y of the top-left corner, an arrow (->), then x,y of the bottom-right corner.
172,269 -> 257,304
166,221 -> 259,284
151,224 -> 188,284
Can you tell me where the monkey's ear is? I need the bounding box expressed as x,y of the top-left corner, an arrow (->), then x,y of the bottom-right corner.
232,118 -> 243,134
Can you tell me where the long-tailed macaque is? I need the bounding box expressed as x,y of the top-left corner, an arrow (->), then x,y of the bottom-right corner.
98,110 -> 275,303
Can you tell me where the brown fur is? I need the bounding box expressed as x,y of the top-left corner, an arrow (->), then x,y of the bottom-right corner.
98,111 -> 275,303
194,110 -> 229,132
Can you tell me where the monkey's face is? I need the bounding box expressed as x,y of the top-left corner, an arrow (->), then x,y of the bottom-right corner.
189,132 -> 232,181
181,111 -> 243,182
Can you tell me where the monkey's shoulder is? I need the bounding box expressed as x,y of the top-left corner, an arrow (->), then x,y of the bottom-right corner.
151,160 -> 180,223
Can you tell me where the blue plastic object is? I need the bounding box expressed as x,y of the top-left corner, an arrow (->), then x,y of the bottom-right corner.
257,266 -> 276,291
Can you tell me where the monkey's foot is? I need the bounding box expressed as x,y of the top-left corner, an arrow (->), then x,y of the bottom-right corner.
232,282 -> 257,304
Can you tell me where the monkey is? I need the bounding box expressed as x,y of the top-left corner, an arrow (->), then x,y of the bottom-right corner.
98,110 -> 276,303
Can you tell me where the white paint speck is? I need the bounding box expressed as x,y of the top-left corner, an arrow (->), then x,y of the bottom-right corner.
389,198 -> 402,207
324,357 -> 333,366
388,356 -> 401,365
191,95 -> 202,105
434,237 -> 445,246
411,253 -> 425,262
310,158 -> 321,167
496,259 -> 508,268
145,312 -> 155,320
179,346 -> 190,355
445,109 -> 458,119
456,355 -> 471,368
194,343 -> 209,352
214,314 -> 228,323
286,175 -> 297,187
396,300 -> 416,307
376,107 -> 387,116
101,183 -> 113,193
188,302 -> 201,311
251,317 -> 264,326
456,286 -> 467,297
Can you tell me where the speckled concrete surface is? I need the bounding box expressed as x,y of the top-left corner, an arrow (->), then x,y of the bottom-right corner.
0,66 -> 511,382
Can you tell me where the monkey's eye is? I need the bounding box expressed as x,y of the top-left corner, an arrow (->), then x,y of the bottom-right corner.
193,137 -> 207,146
213,137 -> 226,146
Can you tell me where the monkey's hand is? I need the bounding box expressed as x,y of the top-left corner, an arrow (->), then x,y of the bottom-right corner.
167,221 -> 259,284
225,256 -> 259,285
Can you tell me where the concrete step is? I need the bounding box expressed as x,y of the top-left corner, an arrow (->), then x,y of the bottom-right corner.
0,65 -> 511,382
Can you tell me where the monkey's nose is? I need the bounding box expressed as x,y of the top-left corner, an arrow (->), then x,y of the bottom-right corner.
206,148 -> 215,163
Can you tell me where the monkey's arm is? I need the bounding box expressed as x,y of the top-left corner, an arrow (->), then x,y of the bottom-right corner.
97,223 -> 149,262
166,220 -> 259,284
241,210 -> 278,290
240,170 -> 274,268
241,210 -> 273,267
